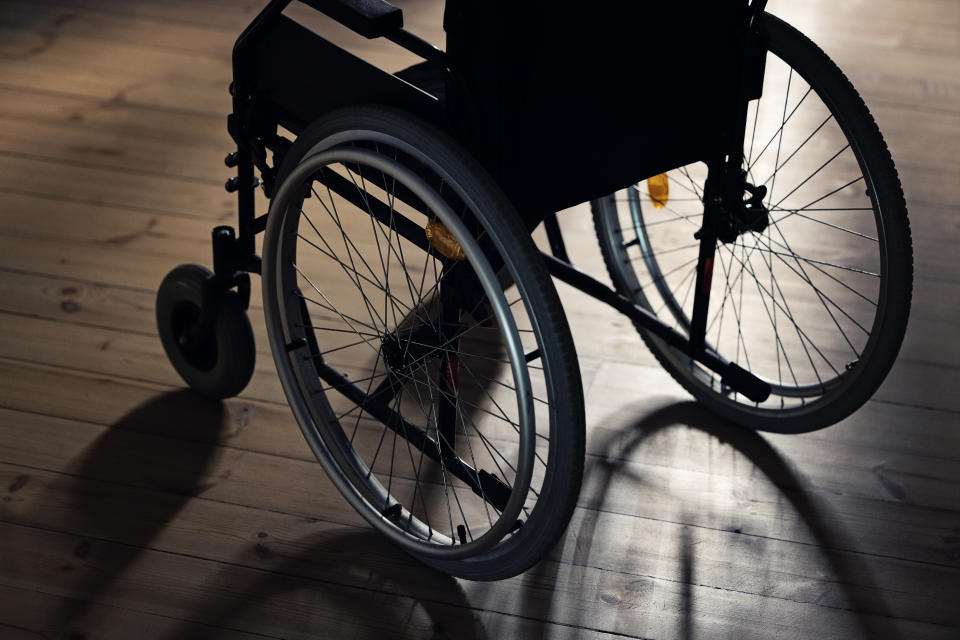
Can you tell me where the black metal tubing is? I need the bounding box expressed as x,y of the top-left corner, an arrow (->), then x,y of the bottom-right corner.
225,0 -> 444,276
679,0 -> 769,357
542,211 -> 570,263
299,0 -> 447,65
541,251 -> 770,403
386,29 -> 447,63
221,0 -> 773,408
688,173 -> 721,354
292,290 -> 510,511
230,0 -> 293,262
180,226 -> 254,348
311,358 -> 510,511
748,0 -> 769,26
300,0 -> 402,38
317,169 -> 435,256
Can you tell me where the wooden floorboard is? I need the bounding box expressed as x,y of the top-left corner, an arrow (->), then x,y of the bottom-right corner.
1,0 -> 958,638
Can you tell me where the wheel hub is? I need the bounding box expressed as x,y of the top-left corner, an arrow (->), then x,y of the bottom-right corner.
380,334 -> 410,372
705,173 -> 771,244
379,322 -> 464,375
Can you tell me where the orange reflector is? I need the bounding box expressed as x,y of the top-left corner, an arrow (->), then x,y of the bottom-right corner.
647,173 -> 669,209
425,221 -> 466,260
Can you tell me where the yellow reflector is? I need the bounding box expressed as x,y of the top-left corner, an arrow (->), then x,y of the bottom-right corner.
647,173 -> 669,209
424,221 -> 466,260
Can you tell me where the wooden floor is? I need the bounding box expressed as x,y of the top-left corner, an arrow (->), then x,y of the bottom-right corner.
1,0 -> 958,638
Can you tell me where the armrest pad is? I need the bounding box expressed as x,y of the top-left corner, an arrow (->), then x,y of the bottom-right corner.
300,0 -> 403,38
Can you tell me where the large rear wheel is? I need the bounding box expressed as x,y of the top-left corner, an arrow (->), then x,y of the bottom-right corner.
592,13 -> 912,433
263,107 -> 585,579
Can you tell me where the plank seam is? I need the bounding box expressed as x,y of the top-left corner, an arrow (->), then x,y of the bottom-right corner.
0,582 -> 284,639
0,82 -> 222,119
0,150 -> 223,187
2,513 -> 953,633
0,517 -> 657,640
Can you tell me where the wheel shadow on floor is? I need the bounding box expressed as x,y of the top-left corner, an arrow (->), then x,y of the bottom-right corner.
163,527 -> 487,640
526,399 -> 902,640
36,389 -> 229,636
34,388 -> 487,639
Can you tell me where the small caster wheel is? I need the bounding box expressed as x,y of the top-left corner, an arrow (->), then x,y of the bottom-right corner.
156,264 -> 255,399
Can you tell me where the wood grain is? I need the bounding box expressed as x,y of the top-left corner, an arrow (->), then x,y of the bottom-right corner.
0,0 -> 957,638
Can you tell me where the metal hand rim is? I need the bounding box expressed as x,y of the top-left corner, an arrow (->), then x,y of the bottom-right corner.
263,145 -> 536,559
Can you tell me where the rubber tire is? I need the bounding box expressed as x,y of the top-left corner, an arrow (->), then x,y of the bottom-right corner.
266,105 -> 585,580
591,13 -> 912,433
156,264 -> 256,399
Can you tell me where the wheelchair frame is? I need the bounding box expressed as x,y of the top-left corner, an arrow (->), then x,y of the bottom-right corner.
149,0 -> 916,577
198,0 -> 775,420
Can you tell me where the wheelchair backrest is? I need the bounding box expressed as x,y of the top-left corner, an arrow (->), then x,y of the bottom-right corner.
443,0 -> 748,225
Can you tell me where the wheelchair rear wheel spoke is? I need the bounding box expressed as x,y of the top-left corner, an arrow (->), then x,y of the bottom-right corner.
262,109 -> 584,577
591,13 -> 911,432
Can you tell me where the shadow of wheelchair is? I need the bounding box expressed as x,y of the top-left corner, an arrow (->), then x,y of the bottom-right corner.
163,527 -> 487,640
34,388 -> 486,639
520,398 -> 902,640
37,389 -> 227,635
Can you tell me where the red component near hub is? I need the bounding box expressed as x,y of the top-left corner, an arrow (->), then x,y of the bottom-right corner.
701,257 -> 714,294
443,353 -> 460,394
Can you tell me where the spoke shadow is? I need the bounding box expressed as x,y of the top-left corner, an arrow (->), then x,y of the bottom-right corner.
387,314 -> 522,536
163,528 -> 487,640
28,389 -> 487,638
568,399 -> 902,639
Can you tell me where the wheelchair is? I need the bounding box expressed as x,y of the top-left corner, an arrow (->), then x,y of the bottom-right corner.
156,0 -> 913,580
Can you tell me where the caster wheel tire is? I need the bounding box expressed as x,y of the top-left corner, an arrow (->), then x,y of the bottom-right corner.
156,264 -> 256,399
